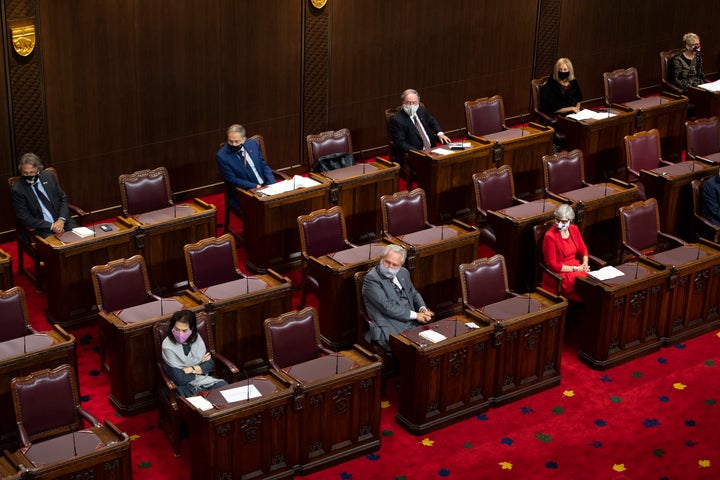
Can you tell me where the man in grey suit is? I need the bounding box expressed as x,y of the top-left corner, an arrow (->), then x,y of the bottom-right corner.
362,244 -> 434,350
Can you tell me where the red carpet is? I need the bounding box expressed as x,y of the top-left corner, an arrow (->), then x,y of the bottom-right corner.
4,188 -> 719,480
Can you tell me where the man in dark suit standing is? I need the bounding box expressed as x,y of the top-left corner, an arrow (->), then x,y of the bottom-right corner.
10,153 -> 77,240
361,244 -> 434,350
388,88 -> 451,166
215,124 -> 277,210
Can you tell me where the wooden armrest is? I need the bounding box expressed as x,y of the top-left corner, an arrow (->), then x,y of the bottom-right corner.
345,241 -> 358,249
68,203 -> 89,217
588,254 -> 606,269
658,231 -> 686,246
77,407 -> 100,427
539,262 -> 563,293
513,197 -> 529,205
272,170 -> 290,181
211,352 -> 240,381
622,243 -> 645,259
319,347 -> 335,356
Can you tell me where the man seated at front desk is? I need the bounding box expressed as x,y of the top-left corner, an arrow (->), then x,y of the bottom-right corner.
362,245 -> 434,350
389,88 -> 451,166
702,172 -> 720,227
216,123 -> 277,209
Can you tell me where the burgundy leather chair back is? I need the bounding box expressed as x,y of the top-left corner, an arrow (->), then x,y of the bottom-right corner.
474,166 -> 515,216
459,255 -> 508,309
185,235 -> 239,290
119,167 -> 172,216
660,49 -> 683,95
0,287 -> 29,343
299,207 -> 348,258
381,188 -> 428,236
465,95 -> 505,137
543,149 -> 585,194
604,67 -> 640,104
686,117 -> 720,158
91,255 -> 150,313
264,307 -> 321,370
620,199 -> 661,253
306,129 -> 353,166
625,129 -> 662,176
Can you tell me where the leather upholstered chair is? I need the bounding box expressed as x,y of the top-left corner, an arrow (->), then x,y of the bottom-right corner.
533,219 -> 563,294
531,77 -> 566,148
459,255 -> 518,314
472,166 -> 527,247
603,67 -> 642,105
624,129 -> 672,198
385,105 -> 416,189
11,364 -> 100,448
354,270 -> 397,380
691,178 -> 720,242
184,234 -> 244,291
0,286 -> 37,342
542,149 -> 590,195
118,166 -> 173,217
380,188 -> 434,238
685,117 -> 720,161
297,206 -> 356,307
464,95 -> 506,138
660,49 -> 683,95
153,312 -> 238,456
305,128 -> 353,168
263,307 -> 333,371
619,198 -> 686,263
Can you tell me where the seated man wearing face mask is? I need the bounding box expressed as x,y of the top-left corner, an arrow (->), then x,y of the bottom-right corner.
10,152 -> 77,241
541,204 -> 590,303
361,244 -> 434,351
388,88 -> 451,167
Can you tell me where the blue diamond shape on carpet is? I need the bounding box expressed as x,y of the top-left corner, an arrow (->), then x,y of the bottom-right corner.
520,406 -> 534,414
594,419 -> 607,427
642,418 -> 661,428
438,468 -> 450,477
340,472 -> 352,479
590,441 -> 602,448
599,375 -> 613,382
366,453 -> 380,461
685,420 -> 696,427
80,395 -> 90,402
657,357 -> 668,364
545,461 -> 558,469
674,343 -> 686,349
501,437 -> 513,446
685,440 -> 698,447
658,396 -> 669,402
89,369 -> 100,376
476,413 -> 488,420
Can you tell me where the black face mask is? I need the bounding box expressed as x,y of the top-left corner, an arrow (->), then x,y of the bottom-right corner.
229,144 -> 242,154
24,175 -> 39,185
558,71 -> 570,80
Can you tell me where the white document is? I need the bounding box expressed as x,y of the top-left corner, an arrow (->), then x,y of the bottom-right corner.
465,322 -> 480,329
433,147 -> 454,155
220,384 -> 262,403
258,175 -> 321,196
186,395 -> 214,411
418,329 -> 447,344
698,79 -> 720,92
567,109 -> 616,121
589,265 -> 625,281
72,226 -> 95,238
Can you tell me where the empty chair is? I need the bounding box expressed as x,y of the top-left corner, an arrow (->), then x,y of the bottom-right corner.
685,117 -> 720,162
380,188 -> 434,238
603,67 -> 643,105
464,95 -> 506,138
619,198 -> 686,263
184,234 -> 244,291
459,255 -> 518,314
118,166 -> 173,217
691,178 -> 720,242
305,128 -> 354,172
472,166 -> 527,246
263,307 -> 333,371
624,129 -> 672,198
0,286 -> 36,342
542,149 -> 590,195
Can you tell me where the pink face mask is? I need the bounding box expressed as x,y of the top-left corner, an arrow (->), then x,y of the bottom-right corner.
172,329 -> 192,343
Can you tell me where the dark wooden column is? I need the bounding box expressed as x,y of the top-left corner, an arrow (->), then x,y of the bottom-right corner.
533,0 -> 562,79
302,0 -> 330,166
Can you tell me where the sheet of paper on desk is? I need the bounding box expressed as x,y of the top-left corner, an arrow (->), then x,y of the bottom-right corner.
589,265 -> 625,281
418,329 -> 447,343
465,322 -> 480,329
567,109 -> 616,121
220,384 -> 262,403
699,79 -> 720,92
72,226 -> 95,237
259,175 -> 321,196
186,395 -> 214,411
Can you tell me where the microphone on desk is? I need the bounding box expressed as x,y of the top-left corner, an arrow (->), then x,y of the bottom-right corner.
441,224 -> 444,240
363,162 -> 366,174
697,242 -> 703,260
92,217 -> 96,238
520,113 -> 526,137
335,344 -> 340,375
172,192 -> 177,218
23,328 -> 27,354
244,369 -> 250,402
603,172 -> 609,197
246,273 -> 250,294
293,176 -> 296,190
71,412 -> 78,457
634,260 -> 640,279
527,285 -> 532,313
542,190 -> 548,213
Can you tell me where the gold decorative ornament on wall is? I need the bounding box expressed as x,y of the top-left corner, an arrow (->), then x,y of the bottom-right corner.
11,24 -> 36,57
310,0 -> 328,10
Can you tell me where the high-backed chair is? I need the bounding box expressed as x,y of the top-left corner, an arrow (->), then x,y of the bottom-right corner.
354,270 -> 397,379
263,307 -> 333,371
11,364 -> 100,448
380,188 -> 434,238
691,178 -> 720,242
660,49 -> 683,96
624,129 -> 672,198
459,255 -> 518,314
619,198 -> 686,262
686,117 -> 720,161
8,167 -> 87,291
0,286 -> 37,342
464,95 -> 506,138
297,207 -> 356,307
184,234 -> 244,291
531,77 -> 566,148
472,166 -> 527,246
118,166 -> 172,217
603,67 -> 642,106
153,313 -> 238,456
385,105 -> 416,189
542,149 -> 590,195
305,128 -> 353,170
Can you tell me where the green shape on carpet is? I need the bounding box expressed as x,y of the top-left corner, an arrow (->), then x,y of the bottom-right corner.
463,442 -> 473,448
138,461 -> 152,469
653,448 -> 665,457
382,430 -> 394,437
705,359 -> 715,366
395,476 -> 407,480
705,398 -> 716,405
610,395 -> 622,403
631,371 -> 643,378
535,432 -> 552,443
552,406 -> 564,414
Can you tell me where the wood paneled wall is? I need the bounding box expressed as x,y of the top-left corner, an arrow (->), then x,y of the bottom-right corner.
0,0 -> 718,240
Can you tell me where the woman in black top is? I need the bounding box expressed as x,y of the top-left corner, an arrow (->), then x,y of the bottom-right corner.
541,58 -> 583,115
671,32 -> 704,94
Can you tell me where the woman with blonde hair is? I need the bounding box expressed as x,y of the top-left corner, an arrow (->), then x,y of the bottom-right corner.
541,57 -> 583,115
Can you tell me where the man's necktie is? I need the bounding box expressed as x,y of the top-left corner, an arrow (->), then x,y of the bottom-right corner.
413,115 -> 432,151
241,148 -> 261,185
33,182 -> 59,219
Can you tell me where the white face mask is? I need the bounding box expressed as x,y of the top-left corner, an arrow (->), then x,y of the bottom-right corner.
403,104 -> 419,117
556,220 -> 570,231
378,264 -> 400,279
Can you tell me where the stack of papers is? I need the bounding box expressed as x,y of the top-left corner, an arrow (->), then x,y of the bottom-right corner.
258,175 -> 321,196
588,265 -> 625,281
72,227 -> 95,238
418,329 -> 447,344
186,396 -> 214,411
567,109 -> 617,121
698,79 -> 720,92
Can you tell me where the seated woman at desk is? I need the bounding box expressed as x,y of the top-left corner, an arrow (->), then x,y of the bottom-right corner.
541,57 -> 583,116
162,310 -> 227,397
671,32 -> 705,94
541,204 -> 590,303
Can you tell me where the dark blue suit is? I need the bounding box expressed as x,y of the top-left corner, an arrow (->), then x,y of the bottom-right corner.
10,170 -> 76,239
388,106 -> 443,165
215,138 -> 277,209
702,175 -> 720,229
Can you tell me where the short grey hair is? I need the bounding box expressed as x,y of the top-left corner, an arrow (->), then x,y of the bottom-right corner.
554,204 -> 575,221
401,89 -> 419,103
226,124 -> 246,137
18,152 -> 44,172
382,244 -> 407,264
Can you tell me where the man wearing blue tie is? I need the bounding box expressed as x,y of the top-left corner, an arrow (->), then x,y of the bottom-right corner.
215,124 -> 277,210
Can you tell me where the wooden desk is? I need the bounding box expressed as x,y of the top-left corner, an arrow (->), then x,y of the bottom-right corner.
551,180 -> 639,262
0,249 -> 12,291
640,160 -> 719,239
100,295 -> 203,415
190,272 -> 293,374
389,317 -> 495,435
471,123 -> 554,199
407,140 -> 494,224
279,347 -> 382,474
575,261 -> 669,370
122,199 -> 217,293
0,327 -> 76,451
645,241 -> 720,345
556,107 -> 636,182
687,85 -> 720,119
315,159 -> 400,243
465,290 -> 568,406
36,220 -> 136,329
239,178 -> 331,273
391,222 -> 480,317
617,93 -> 688,161
7,421 -> 131,480
487,198 -> 562,291
307,242 -> 388,349
179,372 -> 297,480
